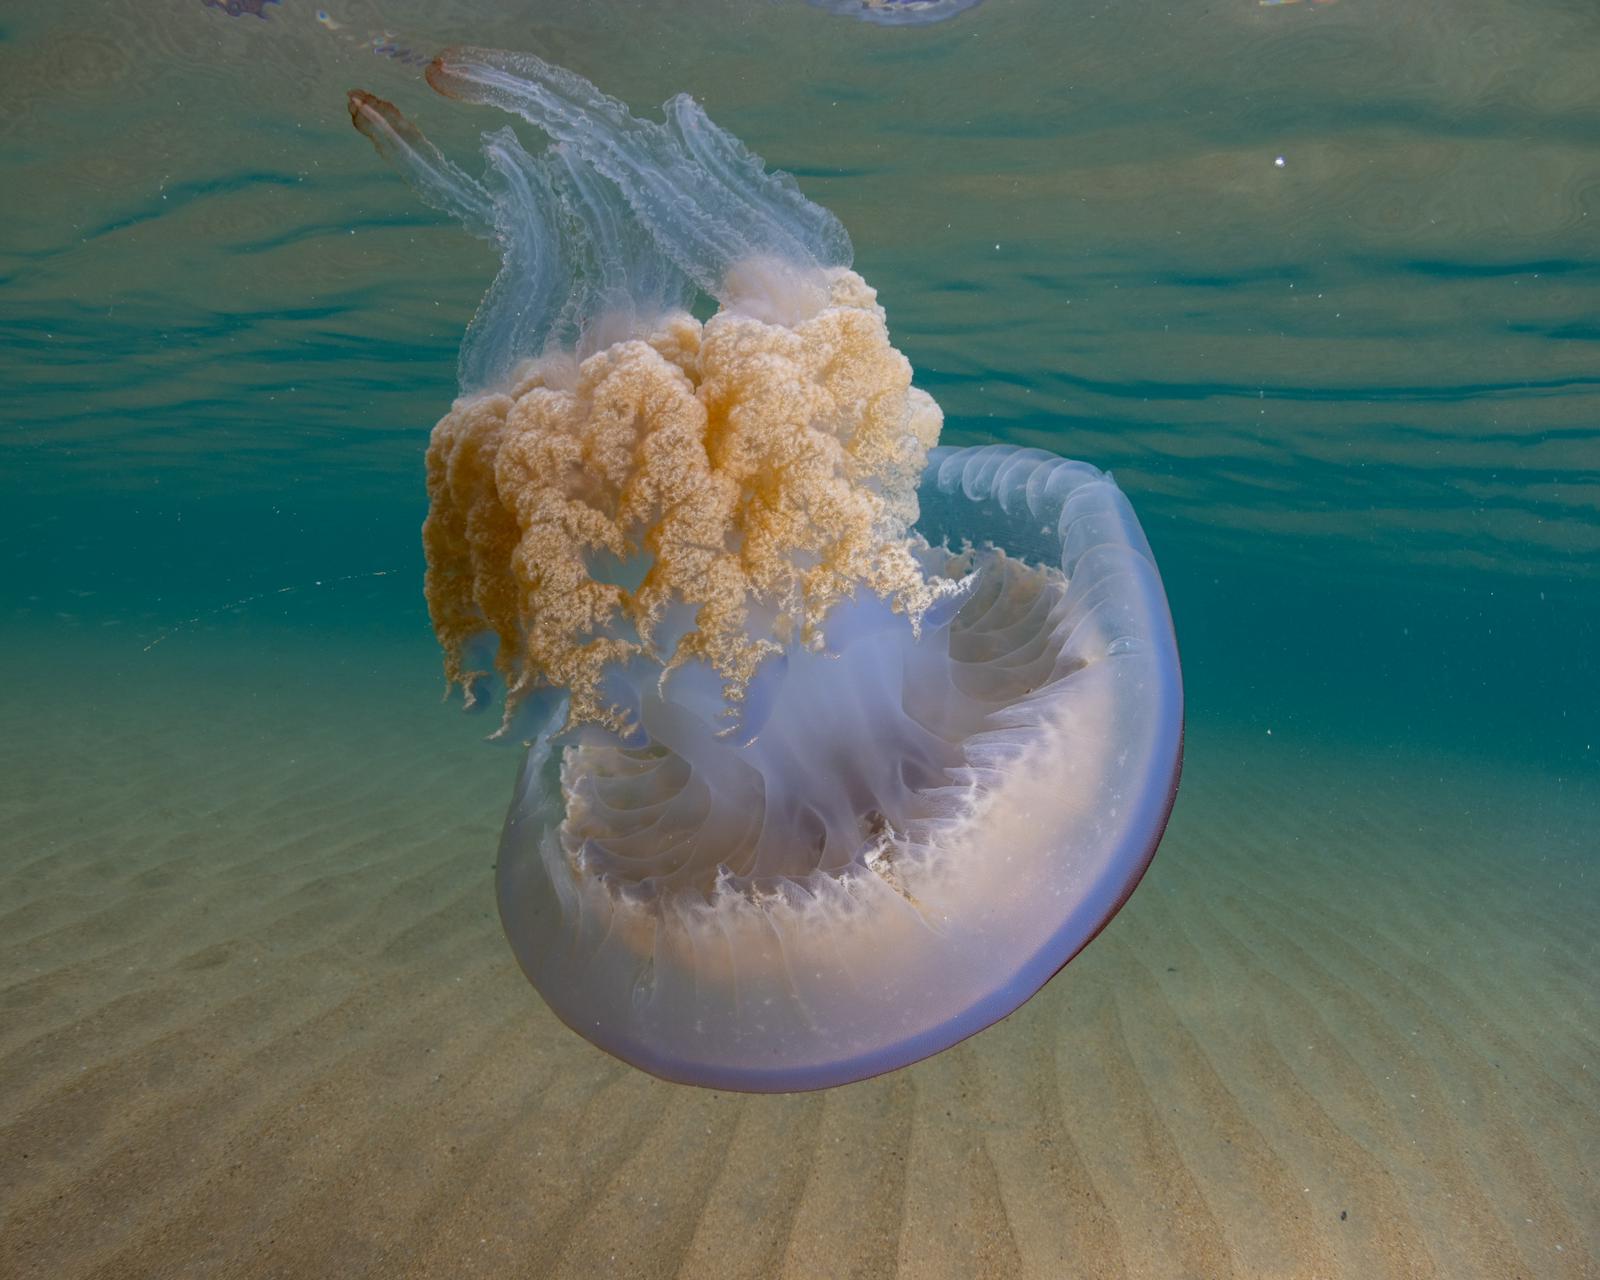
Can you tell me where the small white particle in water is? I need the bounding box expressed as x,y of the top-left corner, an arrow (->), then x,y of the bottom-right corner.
1274,156 -> 1286,167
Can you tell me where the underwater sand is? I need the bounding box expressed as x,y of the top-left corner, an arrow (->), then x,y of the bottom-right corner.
1,620 -> 1593,1279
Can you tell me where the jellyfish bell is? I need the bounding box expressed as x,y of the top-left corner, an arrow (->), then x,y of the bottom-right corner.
350,48 -> 1182,1092
803,0 -> 988,26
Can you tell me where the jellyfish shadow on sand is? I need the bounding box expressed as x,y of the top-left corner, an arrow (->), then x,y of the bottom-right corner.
348,48 -> 1182,1092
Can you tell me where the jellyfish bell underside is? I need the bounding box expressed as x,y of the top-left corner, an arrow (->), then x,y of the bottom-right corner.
352,48 -> 1182,1092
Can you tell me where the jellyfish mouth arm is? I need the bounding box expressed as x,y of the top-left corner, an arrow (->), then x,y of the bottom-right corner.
458,128 -> 570,391
351,71 -> 714,388
424,47 -> 852,304
346,90 -> 496,238
346,90 -> 569,389
545,141 -> 697,346
354,49 -> 869,390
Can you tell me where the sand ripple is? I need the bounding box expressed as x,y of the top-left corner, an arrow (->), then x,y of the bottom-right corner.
1,629 -> 1595,1278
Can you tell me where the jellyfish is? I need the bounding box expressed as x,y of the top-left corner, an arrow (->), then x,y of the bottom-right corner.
200,0 -> 280,17
803,0 -> 987,25
348,48 -> 1182,1092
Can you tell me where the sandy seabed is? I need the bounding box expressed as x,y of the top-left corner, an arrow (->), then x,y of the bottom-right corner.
1,619 -> 1595,1280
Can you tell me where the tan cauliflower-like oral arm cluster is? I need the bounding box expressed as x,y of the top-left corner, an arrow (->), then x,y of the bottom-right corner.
422,268 -> 945,733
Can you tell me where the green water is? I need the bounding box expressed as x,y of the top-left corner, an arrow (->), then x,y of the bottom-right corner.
5,0 -> 1596,763
1,0 -> 1597,1273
